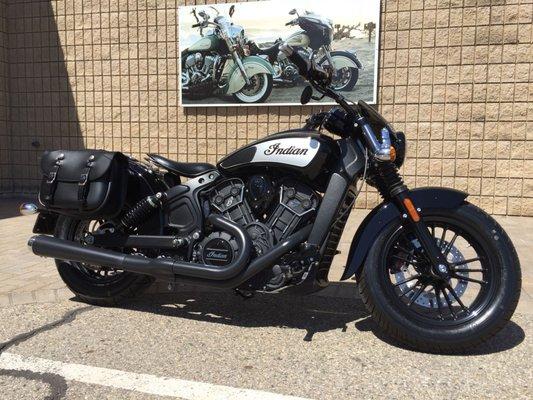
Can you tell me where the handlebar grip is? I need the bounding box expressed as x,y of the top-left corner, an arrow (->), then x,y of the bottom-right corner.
192,23 -> 201,28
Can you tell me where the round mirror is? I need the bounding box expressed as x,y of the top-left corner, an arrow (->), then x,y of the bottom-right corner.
300,85 -> 313,105
289,9 -> 297,15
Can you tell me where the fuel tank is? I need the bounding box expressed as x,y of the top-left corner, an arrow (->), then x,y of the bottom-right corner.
217,131 -> 338,191
284,30 -> 311,47
187,34 -> 222,52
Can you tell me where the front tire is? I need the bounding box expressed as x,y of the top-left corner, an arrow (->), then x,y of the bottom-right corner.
319,52 -> 360,91
232,73 -> 273,103
359,203 -> 521,353
54,216 -> 153,306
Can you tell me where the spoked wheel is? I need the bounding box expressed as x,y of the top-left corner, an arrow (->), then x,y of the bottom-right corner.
72,219 -> 126,283
54,215 -> 153,306
232,73 -> 273,103
330,67 -> 359,91
386,219 -> 494,324
359,204 -> 521,353
318,52 -> 360,91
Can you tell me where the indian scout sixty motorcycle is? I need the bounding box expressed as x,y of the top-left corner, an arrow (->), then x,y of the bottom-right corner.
25,45 -> 521,354
249,9 -> 363,91
181,6 -> 274,103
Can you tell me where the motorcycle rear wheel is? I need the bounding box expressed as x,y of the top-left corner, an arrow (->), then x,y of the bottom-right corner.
359,203 -> 521,353
54,216 -> 153,306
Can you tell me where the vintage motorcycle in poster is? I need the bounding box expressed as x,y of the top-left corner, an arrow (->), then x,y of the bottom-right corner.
249,9 -> 363,91
181,6 -> 275,103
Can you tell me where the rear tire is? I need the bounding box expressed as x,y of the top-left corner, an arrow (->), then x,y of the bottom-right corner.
359,203 -> 521,353
54,216 -> 153,306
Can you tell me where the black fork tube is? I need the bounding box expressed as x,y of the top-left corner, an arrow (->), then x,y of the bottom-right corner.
393,190 -> 450,276
375,161 -> 450,276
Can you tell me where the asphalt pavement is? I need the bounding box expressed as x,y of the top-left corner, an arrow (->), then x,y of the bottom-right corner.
0,289 -> 531,399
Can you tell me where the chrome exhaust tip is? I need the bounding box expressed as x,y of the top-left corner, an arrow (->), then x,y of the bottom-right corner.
27,236 -> 36,248
19,202 -> 39,216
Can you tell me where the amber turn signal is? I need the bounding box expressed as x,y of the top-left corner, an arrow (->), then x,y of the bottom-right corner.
403,198 -> 420,222
389,146 -> 396,162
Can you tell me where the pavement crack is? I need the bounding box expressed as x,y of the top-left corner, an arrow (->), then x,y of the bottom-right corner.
0,305 -> 94,354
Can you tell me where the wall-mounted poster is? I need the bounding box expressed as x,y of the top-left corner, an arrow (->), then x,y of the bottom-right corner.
179,0 -> 380,107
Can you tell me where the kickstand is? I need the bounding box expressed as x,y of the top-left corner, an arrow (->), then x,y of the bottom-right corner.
234,288 -> 254,299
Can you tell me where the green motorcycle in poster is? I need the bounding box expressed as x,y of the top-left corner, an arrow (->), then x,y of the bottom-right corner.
181,6 -> 275,104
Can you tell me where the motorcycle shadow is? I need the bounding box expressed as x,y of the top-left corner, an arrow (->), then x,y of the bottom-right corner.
117,281 -> 524,354
128,282 -> 367,342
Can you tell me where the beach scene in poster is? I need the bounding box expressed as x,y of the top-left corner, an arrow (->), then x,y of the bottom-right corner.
179,0 -> 380,106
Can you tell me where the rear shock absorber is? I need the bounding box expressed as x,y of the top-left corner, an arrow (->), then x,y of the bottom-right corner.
121,192 -> 165,230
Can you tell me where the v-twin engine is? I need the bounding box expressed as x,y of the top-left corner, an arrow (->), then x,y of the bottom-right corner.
195,177 -> 319,290
182,53 -> 219,87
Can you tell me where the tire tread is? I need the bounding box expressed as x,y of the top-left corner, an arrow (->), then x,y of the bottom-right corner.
358,203 -> 521,354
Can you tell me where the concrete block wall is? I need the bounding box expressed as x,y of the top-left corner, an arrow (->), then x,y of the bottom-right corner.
0,0 -> 531,215
0,0 -> 11,192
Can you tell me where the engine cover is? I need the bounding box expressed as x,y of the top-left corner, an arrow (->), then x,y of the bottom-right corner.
267,179 -> 319,242
210,178 -> 254,226
196,232 -> 238,267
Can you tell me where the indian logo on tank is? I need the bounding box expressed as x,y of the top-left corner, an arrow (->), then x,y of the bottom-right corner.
250,137 -> 320,168
264,143 -> 308,156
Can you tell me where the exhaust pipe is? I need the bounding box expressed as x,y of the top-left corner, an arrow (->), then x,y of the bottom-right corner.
29,215 -> 252,281
28,221 -> 311,288
20,202 -> 39,216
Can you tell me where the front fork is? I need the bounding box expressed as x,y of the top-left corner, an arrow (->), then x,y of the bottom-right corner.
323,46 -> 336,74
232,50 -> 251,86
392,189 -> 451,278
356,115 -> 450,278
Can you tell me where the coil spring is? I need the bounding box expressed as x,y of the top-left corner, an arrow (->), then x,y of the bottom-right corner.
121,194 -> 162,229
374,162 -> 406,200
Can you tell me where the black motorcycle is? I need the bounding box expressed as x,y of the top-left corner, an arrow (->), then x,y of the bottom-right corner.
248,9 -> 362,91
26,45 -> 520,354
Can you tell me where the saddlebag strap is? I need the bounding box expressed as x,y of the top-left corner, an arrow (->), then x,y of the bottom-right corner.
41,154 -> 64,202
77,155 -> 95,209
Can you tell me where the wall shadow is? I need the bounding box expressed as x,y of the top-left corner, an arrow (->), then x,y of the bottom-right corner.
7,1 -> 83,193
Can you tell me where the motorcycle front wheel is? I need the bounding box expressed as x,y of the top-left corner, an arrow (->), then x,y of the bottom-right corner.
232,73 -> 273,103
319,52 -> 360,91
359,203 -> 521,353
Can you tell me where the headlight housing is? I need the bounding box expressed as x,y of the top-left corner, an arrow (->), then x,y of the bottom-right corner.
391,131 -> 406,169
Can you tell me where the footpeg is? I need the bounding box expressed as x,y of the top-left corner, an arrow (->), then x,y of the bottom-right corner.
234,288 -> 254,299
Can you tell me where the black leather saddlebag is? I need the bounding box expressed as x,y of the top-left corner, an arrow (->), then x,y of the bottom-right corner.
39,150 -> 128,218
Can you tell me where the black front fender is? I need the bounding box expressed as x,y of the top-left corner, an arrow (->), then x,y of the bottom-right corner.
341,187 -> 468,281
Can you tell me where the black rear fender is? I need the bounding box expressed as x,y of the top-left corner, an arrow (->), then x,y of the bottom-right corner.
33,211 -> 59,234
341,187 -> 468,281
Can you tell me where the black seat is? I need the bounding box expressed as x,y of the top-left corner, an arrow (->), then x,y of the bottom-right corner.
146,154 -> 215,178
256,40 -> 281,63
